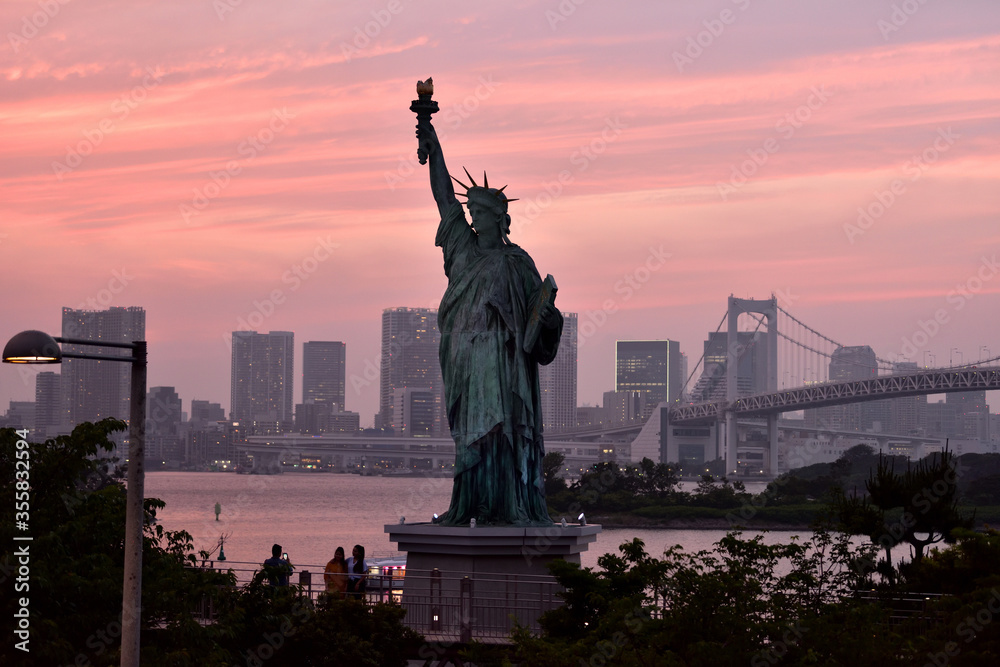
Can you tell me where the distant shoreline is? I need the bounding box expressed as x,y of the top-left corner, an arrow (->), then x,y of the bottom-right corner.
591,516 -> 813,531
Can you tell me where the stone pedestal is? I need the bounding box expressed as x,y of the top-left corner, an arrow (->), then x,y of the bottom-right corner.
384,522 -> 601,641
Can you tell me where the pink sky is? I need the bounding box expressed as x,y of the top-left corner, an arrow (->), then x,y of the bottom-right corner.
2,1 -> 999,425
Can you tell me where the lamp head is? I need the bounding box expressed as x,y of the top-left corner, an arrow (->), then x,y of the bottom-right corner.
3,330 -> 61,364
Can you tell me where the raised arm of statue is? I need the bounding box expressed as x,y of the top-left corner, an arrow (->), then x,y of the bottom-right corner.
411,79 -> 457,220
416,118 -> 457,219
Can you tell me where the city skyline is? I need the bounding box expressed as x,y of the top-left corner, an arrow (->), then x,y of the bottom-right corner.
2,2 -> 998,424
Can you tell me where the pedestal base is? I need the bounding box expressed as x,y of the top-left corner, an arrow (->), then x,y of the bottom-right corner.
385,522 -> 601,641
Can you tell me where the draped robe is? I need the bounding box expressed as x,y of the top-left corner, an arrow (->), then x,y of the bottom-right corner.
435,202 -> 562,526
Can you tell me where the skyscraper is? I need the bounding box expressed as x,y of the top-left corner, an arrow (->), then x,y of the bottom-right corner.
692,331 -> 769,402
147,386 -> 182,437
615,340 -> 682,419
190,399 -> 225,426
392,387 -> 438,436
539,312 -> 577,432
230,331 -> 294,427
378,307 -> 443,435
890,361 -> 927,435
147,386 -> 183,466
806,345 -> 881,432
302,341 -> 346,412
947,389 -> 990,441
34,371 -> 62,439
61,306 -> 146,429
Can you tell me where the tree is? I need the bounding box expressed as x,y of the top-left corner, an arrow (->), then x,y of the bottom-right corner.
1,420 -> 233,666
689,474 -> 751,509
542,451 -> 567,497
513,531 -> 886,666
635,458 -> 679,498
835,449 -> 974,567
1,422 -> 422,666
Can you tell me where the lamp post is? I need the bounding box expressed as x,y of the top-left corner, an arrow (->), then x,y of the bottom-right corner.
3,330 -> 147,667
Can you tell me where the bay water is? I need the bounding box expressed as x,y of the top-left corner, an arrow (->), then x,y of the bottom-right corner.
146,472 -> 831,574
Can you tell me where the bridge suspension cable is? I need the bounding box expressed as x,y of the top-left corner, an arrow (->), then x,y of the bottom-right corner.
681,309 -> 728,397
775,304 -> 897,370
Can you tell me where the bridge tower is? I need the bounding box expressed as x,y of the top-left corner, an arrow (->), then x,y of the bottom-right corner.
725,296 -> 778,476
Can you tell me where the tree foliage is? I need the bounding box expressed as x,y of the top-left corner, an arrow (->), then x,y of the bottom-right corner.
0,422 -> 420,666
834,449 -> 974,567
513,531 -> 889,666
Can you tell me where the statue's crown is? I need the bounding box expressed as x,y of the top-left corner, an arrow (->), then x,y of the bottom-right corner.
452,168 -> 518,209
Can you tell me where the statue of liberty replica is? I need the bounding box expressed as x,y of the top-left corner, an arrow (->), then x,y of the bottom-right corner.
413,78 -> 563,527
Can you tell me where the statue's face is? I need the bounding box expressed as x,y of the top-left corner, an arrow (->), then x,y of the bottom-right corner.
469,202 -> 503,239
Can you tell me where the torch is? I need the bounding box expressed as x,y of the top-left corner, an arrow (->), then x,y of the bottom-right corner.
410,77 -> 438,165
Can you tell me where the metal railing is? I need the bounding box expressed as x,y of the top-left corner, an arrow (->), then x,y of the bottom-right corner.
396,568 -> 563,642
188,560 -> 563,641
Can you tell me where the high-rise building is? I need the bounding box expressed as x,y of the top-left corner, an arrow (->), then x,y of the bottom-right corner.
190,400 -> 225,426
3,402 -> 34,430
615,340 -> 682,419
539,312 -> 578,432
378,308 -> 443,435
890,362 -> 926,435
302,341 -> 346,412
829,346 -> 878,382
392,387 -> 438,436
692,331 -> 768,402
947,390 -> 990,441
147,386 -> 182,437
832,346 -> 879,431
147,386 -> 183,466
61,306 -> 146,431
34,371 -> 62,439
230,331 -> 294,428
603,390 -> 644,425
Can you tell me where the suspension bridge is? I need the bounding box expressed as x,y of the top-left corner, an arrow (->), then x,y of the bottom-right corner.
665,296 -> 1000,476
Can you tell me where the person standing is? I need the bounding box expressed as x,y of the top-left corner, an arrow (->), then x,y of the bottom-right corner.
324,546 -> 348,599
345,544 -> 368,600
263,543 -> 293,587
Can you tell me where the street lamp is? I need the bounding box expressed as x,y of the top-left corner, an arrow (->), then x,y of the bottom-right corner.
3,330 -> 147,667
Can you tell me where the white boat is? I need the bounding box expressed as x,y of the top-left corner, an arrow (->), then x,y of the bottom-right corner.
367,557 -> 406,589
